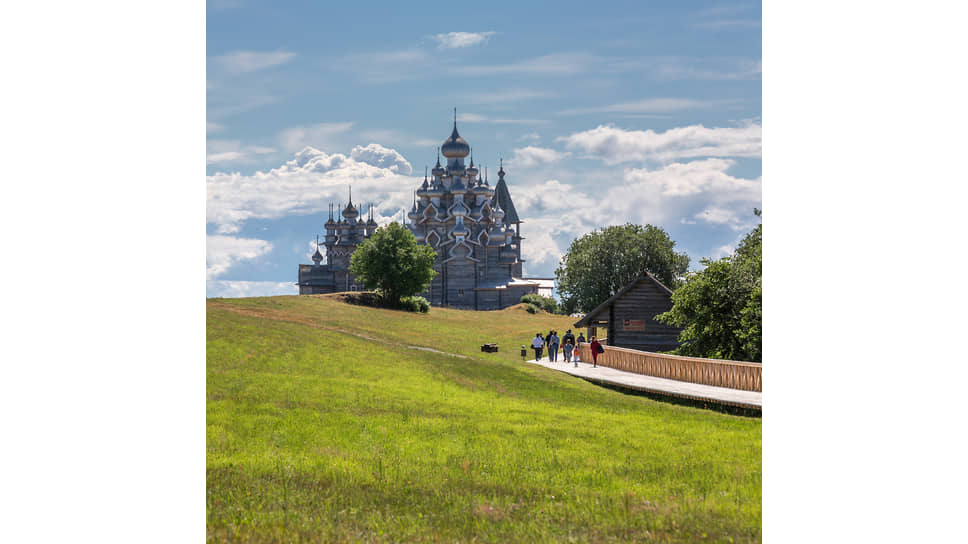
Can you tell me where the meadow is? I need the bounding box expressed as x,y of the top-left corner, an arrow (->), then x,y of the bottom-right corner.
207,295 -> 761,542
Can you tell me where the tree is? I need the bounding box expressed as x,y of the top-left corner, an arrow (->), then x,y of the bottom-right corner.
520,293 -> 559,314
656,211 -> 761,362
555,224 -> 689,314
349,222 -> 437,308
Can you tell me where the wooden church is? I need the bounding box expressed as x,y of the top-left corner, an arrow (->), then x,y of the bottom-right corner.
405,114 -> 538,309
298,113 -> 538,309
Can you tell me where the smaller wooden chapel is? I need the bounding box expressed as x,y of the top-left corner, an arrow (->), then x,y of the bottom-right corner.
573,273 -> 683,353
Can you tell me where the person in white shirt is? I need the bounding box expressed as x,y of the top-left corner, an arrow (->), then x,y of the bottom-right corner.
531,333 -> 545,361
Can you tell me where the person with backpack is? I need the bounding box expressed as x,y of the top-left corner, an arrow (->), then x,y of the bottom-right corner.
589,336 -> 603,368
531,333 -> 545,361
562,329 -> 575,347
548,331 -> 560,362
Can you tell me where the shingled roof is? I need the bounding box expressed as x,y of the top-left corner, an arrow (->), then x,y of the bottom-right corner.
573,272 -> 675,328
493,177 -> 520,224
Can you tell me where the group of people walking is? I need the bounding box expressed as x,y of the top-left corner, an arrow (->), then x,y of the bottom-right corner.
530,329 -> 604,368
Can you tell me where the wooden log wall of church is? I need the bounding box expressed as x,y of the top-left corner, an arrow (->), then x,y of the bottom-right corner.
479,290 -> 499,310
446,261 -> 476,309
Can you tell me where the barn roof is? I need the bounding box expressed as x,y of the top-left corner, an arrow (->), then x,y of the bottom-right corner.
573,272 -> 674,328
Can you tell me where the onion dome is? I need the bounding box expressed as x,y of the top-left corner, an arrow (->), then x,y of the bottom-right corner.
449,197 -> 469,218
451,215 -> 469,237
407,200 -> 421,222
471,172 -> 490,195
312,247 -> 323,264
424,177 -> 444,197
504,224 -> 515,244
417,167 -> 430,196
441,117 -> 470,159
490,197 -> 505,222
431,151 -> 445,177
465,153 -> 479,179
342,202 -> 358,218
451,174 -> 466,193
416,182 -> 430,197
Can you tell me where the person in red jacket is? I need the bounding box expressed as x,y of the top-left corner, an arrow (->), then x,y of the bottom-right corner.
589,336 -> 603,368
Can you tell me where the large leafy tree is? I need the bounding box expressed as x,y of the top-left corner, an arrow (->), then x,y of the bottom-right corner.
555,224 -> 690,314
656,211 -> 762,362
349,222 -> 437,308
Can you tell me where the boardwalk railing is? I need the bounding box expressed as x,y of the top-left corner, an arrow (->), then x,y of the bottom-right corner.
576,343 -> 761,392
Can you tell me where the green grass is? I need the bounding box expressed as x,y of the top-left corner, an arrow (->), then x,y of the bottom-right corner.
207,295 -> 760,543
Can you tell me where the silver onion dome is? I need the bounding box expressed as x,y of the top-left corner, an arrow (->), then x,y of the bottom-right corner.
441,122 -> 470,159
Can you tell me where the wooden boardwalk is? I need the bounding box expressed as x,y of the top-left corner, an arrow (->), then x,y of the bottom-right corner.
526,355 -> 762,411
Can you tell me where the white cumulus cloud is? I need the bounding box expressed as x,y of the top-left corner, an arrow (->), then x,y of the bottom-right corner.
430,31 -> 496,49
207,280 -> 297,298
349,143 -> 413,175
512,159 -> 760,277
558,122 -> 761,164
509,146 -> 572,168
622,158 -> 760,201
207,235 -> 274,279
207,146 -> 415,235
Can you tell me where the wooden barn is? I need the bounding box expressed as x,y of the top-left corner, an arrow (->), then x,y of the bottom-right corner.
573,273 -> 683,353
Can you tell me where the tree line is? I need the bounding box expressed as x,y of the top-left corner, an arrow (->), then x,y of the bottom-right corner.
346,215 -> 762,363
555,213 -> 762,363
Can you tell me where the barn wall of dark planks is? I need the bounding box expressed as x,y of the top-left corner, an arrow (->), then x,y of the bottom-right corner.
576,277 -> 683,353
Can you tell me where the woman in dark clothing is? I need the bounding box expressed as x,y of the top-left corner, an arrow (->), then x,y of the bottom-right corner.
589,336 -> 603,368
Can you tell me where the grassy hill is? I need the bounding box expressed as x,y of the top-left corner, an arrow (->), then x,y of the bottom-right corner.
207,295 -> 761,543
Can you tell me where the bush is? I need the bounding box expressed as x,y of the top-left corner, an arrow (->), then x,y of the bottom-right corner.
525,303 -> 539,314
520,294 -> 559,314
398,295 -> 430,313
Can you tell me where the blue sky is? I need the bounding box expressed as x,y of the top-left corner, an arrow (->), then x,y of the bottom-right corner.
8,3 -> 968,537
206,0 -> 762,297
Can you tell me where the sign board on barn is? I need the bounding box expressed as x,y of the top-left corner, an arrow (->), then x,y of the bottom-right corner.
623,319 -> 646,331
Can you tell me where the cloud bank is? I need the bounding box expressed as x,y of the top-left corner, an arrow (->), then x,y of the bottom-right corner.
558,122 -> 761,164
207,280 -> 297,298
207,146 -> 414,235
207,235 -> 273,279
